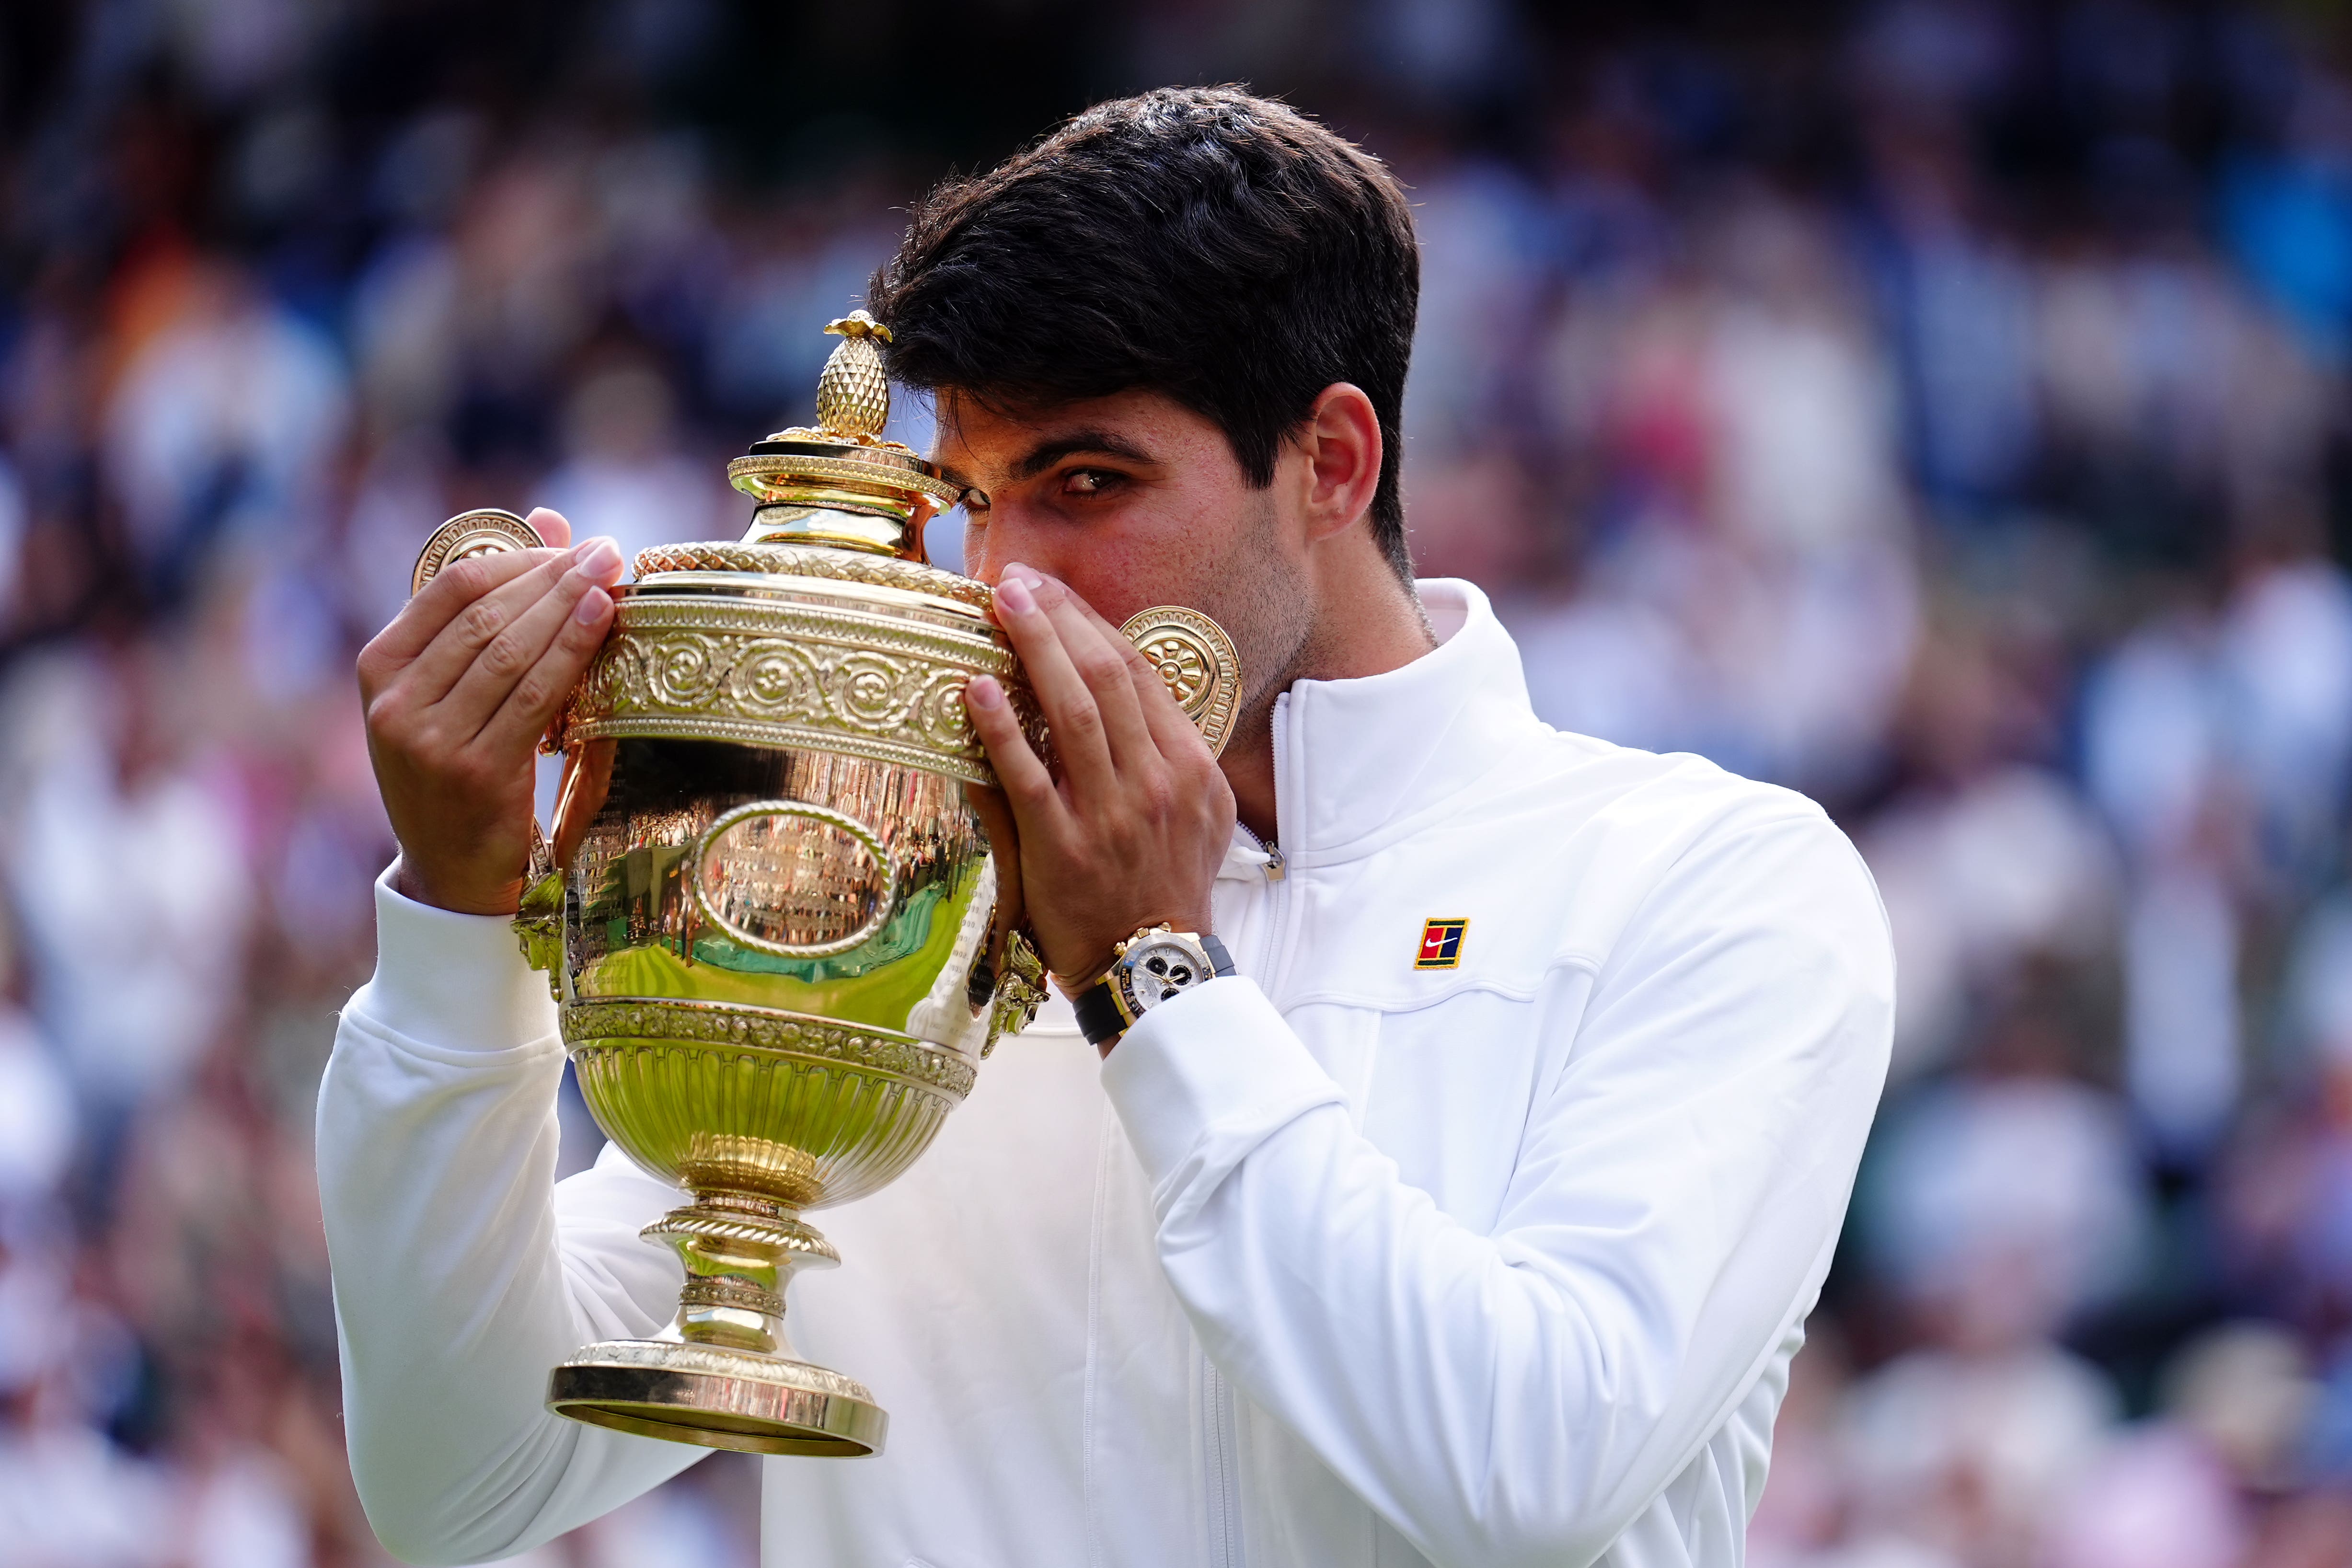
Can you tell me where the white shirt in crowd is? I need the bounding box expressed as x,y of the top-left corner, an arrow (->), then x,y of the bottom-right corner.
318,580 -> 1895,1568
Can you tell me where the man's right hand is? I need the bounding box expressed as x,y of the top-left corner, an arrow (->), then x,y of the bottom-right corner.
357,507 -> 626,916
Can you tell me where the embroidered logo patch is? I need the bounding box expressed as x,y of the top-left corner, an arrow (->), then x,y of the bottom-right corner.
1415,918 -> 1469,970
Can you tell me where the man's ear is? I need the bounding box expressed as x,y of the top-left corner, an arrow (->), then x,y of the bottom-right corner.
1297,383 -> 1383,542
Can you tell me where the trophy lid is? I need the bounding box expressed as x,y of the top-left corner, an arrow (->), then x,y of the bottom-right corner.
724,311 -> 963,561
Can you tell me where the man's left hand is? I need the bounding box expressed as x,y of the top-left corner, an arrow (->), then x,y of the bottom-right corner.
962,564 -> 1235,991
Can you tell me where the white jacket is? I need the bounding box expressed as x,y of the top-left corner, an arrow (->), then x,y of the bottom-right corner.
319,580 -> 1894,1568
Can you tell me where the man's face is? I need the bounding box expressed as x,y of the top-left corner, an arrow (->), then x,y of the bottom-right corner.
932,388 -> 1315,713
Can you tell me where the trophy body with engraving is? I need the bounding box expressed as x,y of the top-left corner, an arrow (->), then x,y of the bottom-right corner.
409,315 -> 1236,1457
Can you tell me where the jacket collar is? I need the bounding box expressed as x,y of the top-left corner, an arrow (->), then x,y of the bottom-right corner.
1267,578 -> 1547,868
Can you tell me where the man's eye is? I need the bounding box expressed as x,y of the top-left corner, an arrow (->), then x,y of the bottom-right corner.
1061,469 -> 1125,496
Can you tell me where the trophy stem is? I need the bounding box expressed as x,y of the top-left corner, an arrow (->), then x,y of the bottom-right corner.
645,1190 -> 838,1357
544,1192 -> 886,1455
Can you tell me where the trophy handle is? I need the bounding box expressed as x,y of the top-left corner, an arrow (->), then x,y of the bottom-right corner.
407,508 -> 588,988
982,926 -> 1047,1053
961,606 -> 1236,1049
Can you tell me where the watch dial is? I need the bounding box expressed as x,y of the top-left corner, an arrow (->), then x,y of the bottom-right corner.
1126,939 -> 1206,1008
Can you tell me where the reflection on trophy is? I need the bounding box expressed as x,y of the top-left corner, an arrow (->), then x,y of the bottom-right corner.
409,313 -> 1239,1458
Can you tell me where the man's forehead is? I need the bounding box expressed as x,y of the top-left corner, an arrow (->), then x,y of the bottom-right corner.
929,388 -> 1192,477
934,387 -> 1170,443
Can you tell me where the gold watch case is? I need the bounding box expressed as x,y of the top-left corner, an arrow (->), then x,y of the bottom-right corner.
1103,923 -> 1219,1027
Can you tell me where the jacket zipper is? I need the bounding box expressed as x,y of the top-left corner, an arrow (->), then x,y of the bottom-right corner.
1235,822 -> 1284,880
1199,694 -> 1294,1568
1256,693 -> 1296,993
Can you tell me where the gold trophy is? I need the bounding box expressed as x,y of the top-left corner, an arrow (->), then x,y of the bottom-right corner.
408,314 -> 1238,1458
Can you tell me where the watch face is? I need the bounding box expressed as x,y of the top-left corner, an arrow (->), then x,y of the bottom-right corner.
1118,935 -> 1212,1012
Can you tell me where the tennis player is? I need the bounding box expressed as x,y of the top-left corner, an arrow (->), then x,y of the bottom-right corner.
323,86 -> 1893,1568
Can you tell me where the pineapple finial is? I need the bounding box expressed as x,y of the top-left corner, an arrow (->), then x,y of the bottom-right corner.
816,311 -> 893,439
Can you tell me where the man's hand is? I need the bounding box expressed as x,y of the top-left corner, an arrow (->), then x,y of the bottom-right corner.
358,508 -> 626,916
963,563 -> 1236,989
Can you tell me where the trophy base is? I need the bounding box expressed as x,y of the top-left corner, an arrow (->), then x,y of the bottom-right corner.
547,1339 -> 887,1456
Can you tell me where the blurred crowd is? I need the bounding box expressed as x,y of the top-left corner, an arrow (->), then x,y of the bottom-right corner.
4,1 -> 2352,1565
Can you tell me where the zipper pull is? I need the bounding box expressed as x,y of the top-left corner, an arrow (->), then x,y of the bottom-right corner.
1263,843 -> 1285,881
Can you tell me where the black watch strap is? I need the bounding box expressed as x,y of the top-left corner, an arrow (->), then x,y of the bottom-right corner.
1076,934 -> 1235,1048
1073,980 -> 1128,1048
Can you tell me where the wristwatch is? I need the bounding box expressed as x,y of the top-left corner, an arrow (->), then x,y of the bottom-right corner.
1072,923 -> 1235,1049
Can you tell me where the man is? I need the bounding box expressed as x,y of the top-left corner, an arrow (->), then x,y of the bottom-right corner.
323,87 -> 1893,1568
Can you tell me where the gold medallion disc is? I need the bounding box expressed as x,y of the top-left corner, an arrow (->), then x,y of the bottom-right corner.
411,508 -> 549,596
1120,604 -> 1242,759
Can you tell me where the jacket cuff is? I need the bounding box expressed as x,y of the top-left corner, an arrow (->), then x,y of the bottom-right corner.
346,862 -> 561,1056
1099,978 -> 1343,1217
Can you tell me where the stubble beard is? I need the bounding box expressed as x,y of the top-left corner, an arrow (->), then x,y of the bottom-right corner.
1199,487 -> 1317,754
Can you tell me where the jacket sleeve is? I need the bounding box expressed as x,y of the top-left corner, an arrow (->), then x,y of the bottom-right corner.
317,868 -> 700,1566
1098,808 -> 1895,1568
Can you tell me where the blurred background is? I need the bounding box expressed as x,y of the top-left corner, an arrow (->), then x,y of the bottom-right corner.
8,0 -> 2352,1564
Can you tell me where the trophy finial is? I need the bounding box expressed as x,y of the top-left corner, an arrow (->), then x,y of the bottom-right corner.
816,311 -> 893,439
727,311 -> 956,560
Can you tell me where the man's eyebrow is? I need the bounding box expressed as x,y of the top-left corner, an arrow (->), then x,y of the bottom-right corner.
1011,431 -> 1160,480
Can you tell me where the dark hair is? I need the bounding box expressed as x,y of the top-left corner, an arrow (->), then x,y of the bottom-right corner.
868,86 -> 1420,582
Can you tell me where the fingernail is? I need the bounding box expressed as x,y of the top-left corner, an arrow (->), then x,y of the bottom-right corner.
967,675 -> 1003,709
575,586 -> 611,624
574,538 -> 623,578
997,577 -> 1034,615
1002,561 -> 1044,587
